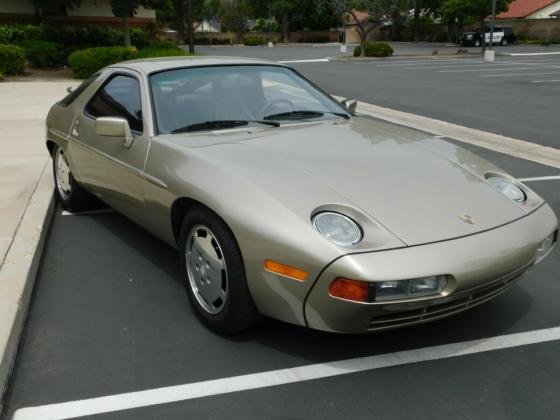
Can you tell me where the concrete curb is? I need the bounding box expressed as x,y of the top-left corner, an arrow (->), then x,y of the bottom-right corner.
350,100 -> 560,169
0,160 -> 55,413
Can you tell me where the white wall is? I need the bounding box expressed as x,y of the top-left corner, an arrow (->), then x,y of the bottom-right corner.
0,0 -> 35,14
527,1 -> 560,19
0,0 -> 155,18
67,0 -> 155,18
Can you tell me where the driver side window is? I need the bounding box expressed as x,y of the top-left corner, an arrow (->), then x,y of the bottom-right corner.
86,74 -> 143,133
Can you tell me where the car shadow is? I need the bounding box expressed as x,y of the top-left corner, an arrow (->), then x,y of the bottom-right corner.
88,206 -> 534,363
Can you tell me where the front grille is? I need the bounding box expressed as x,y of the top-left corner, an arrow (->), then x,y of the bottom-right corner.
367,264 -> 530,331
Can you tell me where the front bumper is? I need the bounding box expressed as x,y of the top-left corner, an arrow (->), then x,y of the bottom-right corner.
304,204 -> 558,333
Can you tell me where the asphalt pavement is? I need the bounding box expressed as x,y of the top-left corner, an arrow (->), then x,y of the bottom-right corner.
197,43 -> 560,148
2,43 -> 560,420
3,142 -> 560,420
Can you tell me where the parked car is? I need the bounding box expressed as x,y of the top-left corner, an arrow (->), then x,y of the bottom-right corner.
46,57 -> 557,334
457,26 -> 516,47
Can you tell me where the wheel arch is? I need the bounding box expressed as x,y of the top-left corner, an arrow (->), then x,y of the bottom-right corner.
46,139 -> 57,157
170,197 -> 230,246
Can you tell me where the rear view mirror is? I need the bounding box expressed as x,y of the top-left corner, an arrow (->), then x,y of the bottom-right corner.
341,98 -> 358,113
95,117 -> 134,148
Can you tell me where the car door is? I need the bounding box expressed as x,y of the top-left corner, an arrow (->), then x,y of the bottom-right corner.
68,70 -> 149,221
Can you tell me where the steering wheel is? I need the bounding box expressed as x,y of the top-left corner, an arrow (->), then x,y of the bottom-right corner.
261,99 -> 295,119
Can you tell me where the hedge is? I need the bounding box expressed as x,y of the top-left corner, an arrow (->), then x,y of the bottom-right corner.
0,24 -> 150,49
0,44 -> 26,75
0,24 -> 41,44
136,47 -> 188,59
244,36 -> 267,46
353,41 -> 393,57
19,40 -> 65,68
69,47 -> 139,78
68,45 -> 189,78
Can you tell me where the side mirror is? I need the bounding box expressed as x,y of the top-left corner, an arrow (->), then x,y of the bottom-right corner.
95,117 -> 134,148
341,98 -> 357,113
67,86 -> 75,94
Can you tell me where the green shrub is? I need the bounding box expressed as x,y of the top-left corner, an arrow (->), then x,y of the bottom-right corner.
130,27 -> 149,49
354,41 -> 393,57
0,24 -> 41,44
0,44 -> 26,75
244,35 -> 267,46
540,39 -> 552,46
68,46 -> 138,78
19,40 -> 65,68
150,38 -> 177,49
212,38 -> 230,45
136,47 -> 187,59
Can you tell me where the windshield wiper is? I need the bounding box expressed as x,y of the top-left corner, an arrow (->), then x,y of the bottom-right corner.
171,120 -> 280,134
263,110 -> 350,120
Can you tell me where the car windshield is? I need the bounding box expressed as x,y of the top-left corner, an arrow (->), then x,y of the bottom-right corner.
150,65 -> 349,134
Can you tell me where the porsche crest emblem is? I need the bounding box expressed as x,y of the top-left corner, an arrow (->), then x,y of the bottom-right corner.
459,214 -> 474,225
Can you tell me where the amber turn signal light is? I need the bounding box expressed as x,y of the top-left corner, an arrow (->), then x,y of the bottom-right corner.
265,260 -> 308,282
329,278 -> 374,302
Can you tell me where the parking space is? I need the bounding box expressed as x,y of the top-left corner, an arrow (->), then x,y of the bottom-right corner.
193,45 -> 560,148
3,141 -> 560,419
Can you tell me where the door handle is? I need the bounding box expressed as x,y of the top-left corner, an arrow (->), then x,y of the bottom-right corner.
72,120 -> 80,137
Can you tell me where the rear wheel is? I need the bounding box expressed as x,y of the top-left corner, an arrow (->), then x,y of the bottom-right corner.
500,38 -> 508,46
475,40 -> 481,47
179,206 -> 261,334
53,145 -> 96,212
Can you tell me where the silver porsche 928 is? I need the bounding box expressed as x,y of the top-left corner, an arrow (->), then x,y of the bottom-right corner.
46,57 -> 558,334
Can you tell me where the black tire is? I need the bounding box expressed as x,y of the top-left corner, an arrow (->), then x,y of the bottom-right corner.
179,205 -> 261,334
52,144 -> 97,212
500,38 -> 508,46
475,40 -> 481,47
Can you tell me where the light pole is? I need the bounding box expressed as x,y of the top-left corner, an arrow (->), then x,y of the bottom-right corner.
485,0 -> 497,61
488,0 -> 497,51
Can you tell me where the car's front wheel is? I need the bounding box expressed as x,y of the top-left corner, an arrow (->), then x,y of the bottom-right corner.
179,206 -> 261,334
475,40 -> 481,47
500,38 -> 508,46
52,145 -> 96,212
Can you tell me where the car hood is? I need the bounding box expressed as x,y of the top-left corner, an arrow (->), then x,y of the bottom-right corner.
168,117 -> 527,247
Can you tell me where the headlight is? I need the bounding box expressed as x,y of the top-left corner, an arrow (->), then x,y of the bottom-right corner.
375,276 -> 448,301
328,275 -> 448,303
312,212 -> 362,245
486,175 -> 526,203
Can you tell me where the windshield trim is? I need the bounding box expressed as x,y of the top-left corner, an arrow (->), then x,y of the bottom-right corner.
147,64 -> 350,136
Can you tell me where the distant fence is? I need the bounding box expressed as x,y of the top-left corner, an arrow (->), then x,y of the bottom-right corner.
489,19 -> 560,39
193,30 -> 339,44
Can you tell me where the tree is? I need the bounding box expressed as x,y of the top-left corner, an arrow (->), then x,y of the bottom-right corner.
442,0 -> 512,52
218,0 -> 250,43
270,1 -> 297,43
329,1 -> 392,57
110,0 -> 162,47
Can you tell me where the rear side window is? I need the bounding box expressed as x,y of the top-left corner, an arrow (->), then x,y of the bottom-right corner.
85,74 -> 143,133
58,74 -> 98,107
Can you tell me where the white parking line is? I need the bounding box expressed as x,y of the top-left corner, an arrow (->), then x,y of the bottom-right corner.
407,60 -> 560,70
277,58 -> 330,63
481,72 -> 560,77
61,209 -> 114,216
439,67 -> 542,73
375,59 -> 477,67
518,175 -> 560,182
532,79 -> 560,84
13,326 -> 560,420
510,52 -> 560,56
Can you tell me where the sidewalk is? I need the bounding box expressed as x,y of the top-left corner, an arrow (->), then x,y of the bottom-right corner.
0,80 -> 77,410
